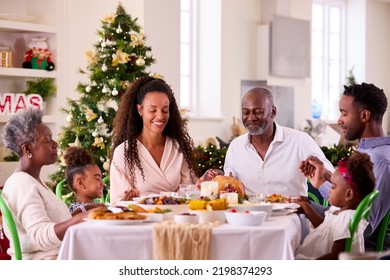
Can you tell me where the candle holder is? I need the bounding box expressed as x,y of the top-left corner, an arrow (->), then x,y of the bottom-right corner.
220,192 -> 238,205
200,181 -> 219,199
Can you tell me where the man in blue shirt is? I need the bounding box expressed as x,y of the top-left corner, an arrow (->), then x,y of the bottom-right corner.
300,82 -> 390,251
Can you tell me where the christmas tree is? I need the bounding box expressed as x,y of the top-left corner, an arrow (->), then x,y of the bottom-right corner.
49,4 -> 156,188
194,144 -> 227,175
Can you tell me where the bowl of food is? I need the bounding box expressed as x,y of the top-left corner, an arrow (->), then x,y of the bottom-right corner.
225,210 -> 268,226
139,204 -> 189,215
229,203 -> 273,218
188,210 -> 226,223
174,213 -> 199,224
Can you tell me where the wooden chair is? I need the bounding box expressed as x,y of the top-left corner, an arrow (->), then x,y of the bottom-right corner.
0,190 -> 22,260
345,189 -> 380,252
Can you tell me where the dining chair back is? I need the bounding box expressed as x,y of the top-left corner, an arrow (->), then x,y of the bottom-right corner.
308,191 -> 320,204
345,189 -> 380,252
55,179 -> 67,200
376,208 -> 390,252
0,190 -> 22,260
56,178 -> 107,204
102,176 -> 110,203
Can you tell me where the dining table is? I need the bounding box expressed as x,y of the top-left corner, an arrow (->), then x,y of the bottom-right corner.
57,212 -> 307,260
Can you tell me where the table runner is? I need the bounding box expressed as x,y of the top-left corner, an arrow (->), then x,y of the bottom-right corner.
153,221 -> 219,260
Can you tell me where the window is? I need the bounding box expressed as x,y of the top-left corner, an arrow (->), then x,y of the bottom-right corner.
311,0 -> 345,121
180,0 -> 221,118
180,0 -> 196,113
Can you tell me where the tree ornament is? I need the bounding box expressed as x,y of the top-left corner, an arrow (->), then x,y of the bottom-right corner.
102,85 -> 108,93
103,160 -> 110,171
85,85 -> 92,92
135,57 -> 145,67
112,49 -> 130,66
102,63 -> 108,72
116,24 -> 122,33
92,131 -> 99,137
98,116 -> 104,124
68,136 -> 81,147
85,108 -> 98,121
66,114 -> 72,122
111,88 -> 118,96
101,41 -> 107,48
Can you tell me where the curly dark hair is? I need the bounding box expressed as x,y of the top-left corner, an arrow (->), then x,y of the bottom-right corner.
345,150 -> 375,198
110,75 -> 198,187
343,83 -> 388,122
1,108 -> 43,157
64,147 -> 95,191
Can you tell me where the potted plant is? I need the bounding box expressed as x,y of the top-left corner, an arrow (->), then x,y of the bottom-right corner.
24,78 -> 56,101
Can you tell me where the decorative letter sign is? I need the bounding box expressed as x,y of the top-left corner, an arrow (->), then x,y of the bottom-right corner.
0,93 -> 43,115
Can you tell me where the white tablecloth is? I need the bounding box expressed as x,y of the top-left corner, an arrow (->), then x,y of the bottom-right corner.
58,214 -> 303,260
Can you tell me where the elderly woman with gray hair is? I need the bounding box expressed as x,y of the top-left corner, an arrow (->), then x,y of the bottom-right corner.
1,108 -> 98,260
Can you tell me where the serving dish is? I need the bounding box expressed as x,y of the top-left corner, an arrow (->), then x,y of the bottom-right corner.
83,218 -> 148,225
140,204 -> 189,215
225,211 -> 267,226
229,203 -> 273,218
188,210 -> 226,223
143,212 -> 174,222
174,213 -> 199,224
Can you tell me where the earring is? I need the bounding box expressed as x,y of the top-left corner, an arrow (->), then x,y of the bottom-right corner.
28,152 -> 32,159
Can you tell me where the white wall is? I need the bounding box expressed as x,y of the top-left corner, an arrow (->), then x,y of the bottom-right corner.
6,0 -> 389,145
365,0 -> 390,133
143,0 -> 180,97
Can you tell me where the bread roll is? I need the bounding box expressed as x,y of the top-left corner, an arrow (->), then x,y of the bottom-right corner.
212,175 -> 245,198
88,208 -> 146,220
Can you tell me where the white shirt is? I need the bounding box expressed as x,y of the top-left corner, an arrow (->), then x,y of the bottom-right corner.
295,206 -> 368,259
224,123 -> 334,196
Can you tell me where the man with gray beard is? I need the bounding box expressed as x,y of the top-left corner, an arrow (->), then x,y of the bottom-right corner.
223,87 -> 334,196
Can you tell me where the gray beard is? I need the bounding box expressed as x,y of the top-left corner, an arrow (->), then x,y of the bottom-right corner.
247,125 -> 266,136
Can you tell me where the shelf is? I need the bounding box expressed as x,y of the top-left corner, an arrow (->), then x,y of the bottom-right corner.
0,114 -> 57,124
0,20 -> 57,33
0,67 -> 57,78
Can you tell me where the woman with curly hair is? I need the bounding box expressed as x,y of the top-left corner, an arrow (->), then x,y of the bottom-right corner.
109,76 -> 218,205
64,147 -> 105,213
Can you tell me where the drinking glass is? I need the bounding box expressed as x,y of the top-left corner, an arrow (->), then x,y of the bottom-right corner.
179,184 -> 196,198
248,193 -> 266,204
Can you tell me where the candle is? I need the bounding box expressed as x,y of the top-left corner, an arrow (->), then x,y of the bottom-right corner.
220,192 -> 238,205
200,181 -> 219,199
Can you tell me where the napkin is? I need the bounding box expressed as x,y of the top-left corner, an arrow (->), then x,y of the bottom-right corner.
153,221 -> 216,260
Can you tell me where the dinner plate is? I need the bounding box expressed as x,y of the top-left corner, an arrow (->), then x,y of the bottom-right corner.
142,212 -> 174,222
0,13 -> 35,22
271,203 -> 300,210
271,209 -> 297,216
83,218 -> 148,225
